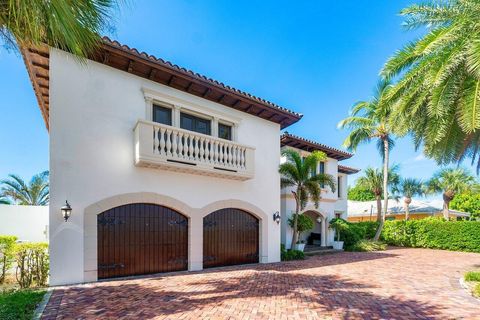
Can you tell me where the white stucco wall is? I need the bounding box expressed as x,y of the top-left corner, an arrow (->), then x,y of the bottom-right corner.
0,205 -> 48,242
49,49 -> 281,285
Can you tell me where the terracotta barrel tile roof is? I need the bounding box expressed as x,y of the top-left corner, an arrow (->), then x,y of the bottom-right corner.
280,132 -> 353,161
22,38 -> 303,130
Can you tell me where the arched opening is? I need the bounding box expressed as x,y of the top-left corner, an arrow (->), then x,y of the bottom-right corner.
97,203 -> 188,279
203,208 -> 259,268
301,210 -> 328,248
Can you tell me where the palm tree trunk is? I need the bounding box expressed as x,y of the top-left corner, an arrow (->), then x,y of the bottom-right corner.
443,199 -> 450,220
291,191 -> 300,249
405,202 -> 410,221
374,138 -> 389,241
376,196 -> 382,222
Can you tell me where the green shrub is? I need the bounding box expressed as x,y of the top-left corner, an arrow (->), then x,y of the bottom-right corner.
348,240 -> 387,252
330,218 -> 370,248
465,271 -> 480,282
280,244 -> 305,261
356,221 -> 379,239
14,243 -> 49,288
0,289 -> 46,320
382,218 -> 480,253
0,236 -> 17,284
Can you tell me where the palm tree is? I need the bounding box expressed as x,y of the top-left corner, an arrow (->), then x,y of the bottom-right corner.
381,0 -> 480,172
279,149 -> 336,249
0,0 -> 120,57
427,168 -> 476,219
1,171 -> 49,206
356,166 -> 400,222
338,80 -> 396,240
0,196 -> 10,205
396,178 -> 424,220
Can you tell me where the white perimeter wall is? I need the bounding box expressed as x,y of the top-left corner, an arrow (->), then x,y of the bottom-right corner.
49,49 -> 281,285
0,205 -> 48,242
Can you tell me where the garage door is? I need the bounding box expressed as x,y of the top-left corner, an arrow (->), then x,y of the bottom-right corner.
203,208 -> 259,268
97,203 -> 188,279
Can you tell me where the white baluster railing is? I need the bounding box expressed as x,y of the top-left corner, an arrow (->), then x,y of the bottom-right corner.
135,120 -> 255,180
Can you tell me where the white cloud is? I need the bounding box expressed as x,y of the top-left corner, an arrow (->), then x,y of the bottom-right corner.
414,154 -> 426,162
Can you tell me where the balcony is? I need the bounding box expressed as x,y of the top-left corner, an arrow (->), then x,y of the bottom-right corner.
134,120 -> 255,180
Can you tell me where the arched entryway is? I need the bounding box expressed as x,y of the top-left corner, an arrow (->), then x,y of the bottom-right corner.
301,210 -> 328,247
203,208 -> 259,268
97,203 -> 188,279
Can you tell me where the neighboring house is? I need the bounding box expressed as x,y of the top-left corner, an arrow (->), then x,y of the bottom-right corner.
347,199 -> 470,222
280,133 -> 359,248
23,38 -> 302,285
0,205 -> 49,242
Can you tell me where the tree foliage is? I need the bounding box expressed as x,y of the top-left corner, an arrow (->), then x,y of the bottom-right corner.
382,0 -> 480,171
450,192 -> 480,218
347,184 -> 376,201
0,0 -> 120,57
427,167 -> 476,218
339,80 -> 397,240
1,171 -> 49,205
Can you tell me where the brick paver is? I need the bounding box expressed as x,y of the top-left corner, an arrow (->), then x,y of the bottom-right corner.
41,247 -> 480,319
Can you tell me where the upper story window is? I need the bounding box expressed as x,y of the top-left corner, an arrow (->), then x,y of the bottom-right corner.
218,123 -> 232,140
144,88 -> 240,141
153,104 -> 172,125
319,162 -> 325,187
180,112 -> 211,135
337,176 -> 341,198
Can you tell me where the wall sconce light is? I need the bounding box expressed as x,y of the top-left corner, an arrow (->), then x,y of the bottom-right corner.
273,211 -> 281,224
61,200 -> 72,222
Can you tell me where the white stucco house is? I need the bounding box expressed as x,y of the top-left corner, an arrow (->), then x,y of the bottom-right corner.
280,133 -> 359,249
22,38 -> 357,285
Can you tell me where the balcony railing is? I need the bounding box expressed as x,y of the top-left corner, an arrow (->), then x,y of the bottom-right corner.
134,120 -> 255,180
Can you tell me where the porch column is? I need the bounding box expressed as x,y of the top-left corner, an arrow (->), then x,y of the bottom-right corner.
321,217 -> 327,247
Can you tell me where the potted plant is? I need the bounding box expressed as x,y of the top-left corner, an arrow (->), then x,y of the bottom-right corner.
288,214 -> 314,252
329,218 -> 346,250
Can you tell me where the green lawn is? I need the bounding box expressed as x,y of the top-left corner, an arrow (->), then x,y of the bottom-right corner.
464,271 -> 480,298
0,289 -> 46,320
465,271 -> 480,282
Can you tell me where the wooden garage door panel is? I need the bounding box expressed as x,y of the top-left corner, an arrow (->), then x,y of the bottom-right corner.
203,208 -> 259,268
98,203 -> 188,279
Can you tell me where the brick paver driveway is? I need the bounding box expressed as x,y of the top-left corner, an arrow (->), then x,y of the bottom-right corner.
42,248 -> 480,319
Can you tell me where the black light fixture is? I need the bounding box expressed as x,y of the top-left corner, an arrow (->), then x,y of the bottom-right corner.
273,211 -> 281,224
61,200 -> 72,222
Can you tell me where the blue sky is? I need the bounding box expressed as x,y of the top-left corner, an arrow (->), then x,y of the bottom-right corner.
0,0 -> 472,188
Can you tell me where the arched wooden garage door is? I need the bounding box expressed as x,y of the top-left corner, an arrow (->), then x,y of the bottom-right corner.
97,203 -> 188,279
203,208 -> 259,268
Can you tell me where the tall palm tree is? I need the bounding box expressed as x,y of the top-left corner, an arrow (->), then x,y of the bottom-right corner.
1,171 -> 49,206
381,0 -> 480,172
0,0 -> 120,57
279,149 -> 336,249
396,178 -> 424,220
427,168 -> 476,219
338,80 -> 396,240
356,166 -> 400,222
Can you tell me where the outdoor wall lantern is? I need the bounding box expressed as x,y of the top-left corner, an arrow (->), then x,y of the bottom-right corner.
273,211 -> 281,224
61,200 -> 72,222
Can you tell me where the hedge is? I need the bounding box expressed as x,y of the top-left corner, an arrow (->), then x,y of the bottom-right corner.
0,236 -> 18,284
14,243 -> 49,288
382,218 -> 480,253
332,218 -> 480,253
